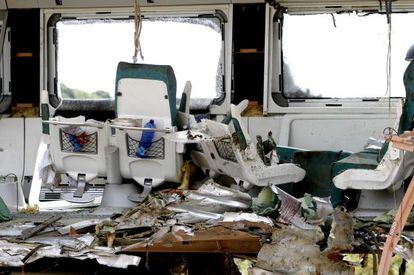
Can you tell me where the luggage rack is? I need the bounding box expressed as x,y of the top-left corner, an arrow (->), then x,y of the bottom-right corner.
213,136 -> 237,162
126,133 -> 165,159
60,129 -> 98,154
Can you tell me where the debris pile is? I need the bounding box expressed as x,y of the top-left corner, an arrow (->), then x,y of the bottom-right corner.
2,177 -> 414,272
0,215 -> 140,268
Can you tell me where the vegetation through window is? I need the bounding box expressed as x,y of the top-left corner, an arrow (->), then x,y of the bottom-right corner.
56,17 -> 223,101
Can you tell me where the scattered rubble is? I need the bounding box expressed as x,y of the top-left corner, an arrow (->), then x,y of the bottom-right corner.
2,179 -> 414,272
255,219 -> 353,274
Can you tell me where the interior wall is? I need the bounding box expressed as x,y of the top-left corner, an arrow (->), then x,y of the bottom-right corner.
248,113 -> 396,152
0,118 -> 42,179
0,113 -> 394,181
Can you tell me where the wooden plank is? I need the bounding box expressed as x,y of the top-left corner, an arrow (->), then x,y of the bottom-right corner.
378,171 -> 414,274
122,225 -> 263,254
123,239 -> 261,253
392,141 -> 414,152
390,132 -> 414,152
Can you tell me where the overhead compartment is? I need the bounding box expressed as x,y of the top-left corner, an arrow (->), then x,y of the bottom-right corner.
7,0 -> 232,9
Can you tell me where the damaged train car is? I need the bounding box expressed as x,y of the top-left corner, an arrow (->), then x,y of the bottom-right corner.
1,0 -> 414,273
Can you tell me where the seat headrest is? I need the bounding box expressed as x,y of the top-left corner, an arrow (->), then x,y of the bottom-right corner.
406,44 -> 414,61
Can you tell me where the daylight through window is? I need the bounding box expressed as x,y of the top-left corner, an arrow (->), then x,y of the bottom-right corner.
56,18 -> 223,102
282,12 -> 414,99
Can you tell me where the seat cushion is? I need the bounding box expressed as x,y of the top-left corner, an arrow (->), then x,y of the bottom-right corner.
292,151 -> 351,198
332,151 -> 379,178
330,151 -> 379,208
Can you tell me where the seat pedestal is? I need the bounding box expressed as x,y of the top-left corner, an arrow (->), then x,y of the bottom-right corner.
100,183 -> 139,208
352,189 -> 404,218
62,174 -> 94,203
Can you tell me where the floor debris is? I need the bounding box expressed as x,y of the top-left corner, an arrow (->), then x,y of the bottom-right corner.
255,225 -> 352,274
3,177 -> 414,273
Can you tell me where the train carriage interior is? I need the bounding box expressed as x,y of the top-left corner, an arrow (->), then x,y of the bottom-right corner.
1,0 -> 414,273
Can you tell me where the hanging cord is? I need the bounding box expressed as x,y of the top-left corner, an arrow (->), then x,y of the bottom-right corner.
383,1 -> 398,222
385,0 -> 392,99
133,0 -> 144,63
382,0 -> 406,251
383,0 -> 404,242
331,13 -> 337,28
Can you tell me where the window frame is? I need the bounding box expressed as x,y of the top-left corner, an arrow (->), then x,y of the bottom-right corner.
263,3 -> 412,114
41,5 -> 232,114
0,14 -> 12,114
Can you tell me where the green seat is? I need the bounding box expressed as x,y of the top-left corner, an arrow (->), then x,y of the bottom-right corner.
331,57 -> 414,207
332,58 -> 414,173
332,151 -> 379,177
292,151 -> 351,198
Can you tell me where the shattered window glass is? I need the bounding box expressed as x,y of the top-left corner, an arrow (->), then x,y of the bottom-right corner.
56,17 -> 223,101
282,12 -> 414,99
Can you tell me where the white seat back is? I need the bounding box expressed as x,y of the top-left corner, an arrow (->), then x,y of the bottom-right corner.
191,103 -> 306,186
117,78 -> 171,124
113,63 -> 182,187
49,116 -> 107,181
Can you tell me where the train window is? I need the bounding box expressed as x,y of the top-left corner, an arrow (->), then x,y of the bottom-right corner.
55,17 -> 223,106
282,12 -> 414,99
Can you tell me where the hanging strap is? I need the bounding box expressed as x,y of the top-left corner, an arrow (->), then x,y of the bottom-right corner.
133,0 -> 144,63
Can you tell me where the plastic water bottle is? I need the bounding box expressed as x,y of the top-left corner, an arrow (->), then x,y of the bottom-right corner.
69,135 -> 82,152
136,119 -> 156,158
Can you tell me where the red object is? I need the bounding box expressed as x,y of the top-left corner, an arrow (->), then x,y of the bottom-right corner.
76,132 -> 89,145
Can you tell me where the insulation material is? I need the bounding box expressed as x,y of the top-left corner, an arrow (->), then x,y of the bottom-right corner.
256,226 -> 352,274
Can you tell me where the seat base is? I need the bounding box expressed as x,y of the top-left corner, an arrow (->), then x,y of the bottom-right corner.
61,193 -> 95,204
128,179 -> 153,203
352,189 -> 404,218
62,174 -> 95,204
101,183 -> 139,208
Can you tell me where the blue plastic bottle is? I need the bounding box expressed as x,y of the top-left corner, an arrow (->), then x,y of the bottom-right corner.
136,119 -> 156,158
69,135 -> 82,152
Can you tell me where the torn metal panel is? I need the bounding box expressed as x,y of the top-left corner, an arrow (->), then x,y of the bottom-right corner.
168,180 -> 253,223
0,211 -> 141,269
24,233 -> 95,251
0,223 -> 42,237
222,212 -> 273,226
58,218 -> 107,235
169,204 -> 223,223
0,238 -> 140,269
